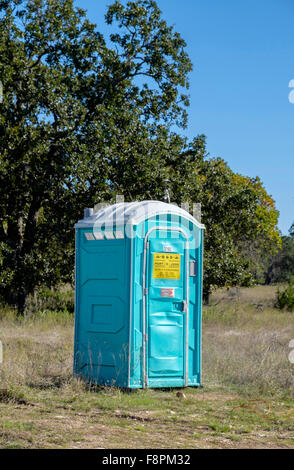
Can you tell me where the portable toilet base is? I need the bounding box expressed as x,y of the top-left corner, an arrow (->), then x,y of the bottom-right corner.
73,201 -> 204,388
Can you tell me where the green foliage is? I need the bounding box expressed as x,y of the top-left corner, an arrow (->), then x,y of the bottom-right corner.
275,280 -> 294,312
105,0 -> 192,127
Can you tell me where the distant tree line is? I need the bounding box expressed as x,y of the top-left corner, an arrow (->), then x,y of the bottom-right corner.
261,235 -> 294,285
0,0 -> 282,313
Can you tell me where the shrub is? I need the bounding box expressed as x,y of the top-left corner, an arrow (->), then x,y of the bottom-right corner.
26,285 -> 74,314
275,281 -> 294,311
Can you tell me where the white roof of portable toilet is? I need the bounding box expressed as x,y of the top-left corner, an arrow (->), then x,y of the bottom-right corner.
75,200 -> 204,229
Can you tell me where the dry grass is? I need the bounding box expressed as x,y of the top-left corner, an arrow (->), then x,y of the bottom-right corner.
0,309 -> 73,390
0,285 -> 294,449
204,285 -> 294,397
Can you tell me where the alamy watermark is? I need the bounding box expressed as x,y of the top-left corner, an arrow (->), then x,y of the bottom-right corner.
83,196 -> 202,243
289,79 -> 294,104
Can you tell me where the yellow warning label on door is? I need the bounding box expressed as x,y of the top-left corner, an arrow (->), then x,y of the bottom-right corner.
152,253 -> 181,279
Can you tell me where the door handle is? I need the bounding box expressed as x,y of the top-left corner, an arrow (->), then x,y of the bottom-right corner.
182,300 -> 188,313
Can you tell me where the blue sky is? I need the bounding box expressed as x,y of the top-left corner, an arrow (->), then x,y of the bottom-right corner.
75,0 -> 294,235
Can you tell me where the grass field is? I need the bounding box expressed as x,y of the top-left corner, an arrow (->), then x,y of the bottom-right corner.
0,285 -> 294,449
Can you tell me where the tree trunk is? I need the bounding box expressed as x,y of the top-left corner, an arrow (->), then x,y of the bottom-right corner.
17,288 -> 28,316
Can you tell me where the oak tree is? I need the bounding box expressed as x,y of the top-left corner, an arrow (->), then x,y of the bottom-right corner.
0,0 -> 191,312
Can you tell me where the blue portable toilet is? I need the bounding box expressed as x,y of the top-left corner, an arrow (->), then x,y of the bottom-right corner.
73,201 -> 204,388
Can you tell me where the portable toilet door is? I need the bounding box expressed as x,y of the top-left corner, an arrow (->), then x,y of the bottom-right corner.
142,227 -> 192,388
73,201 -> 204,389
